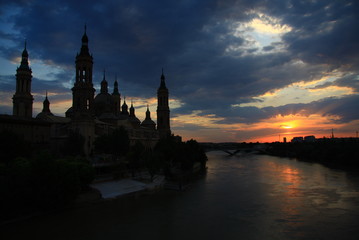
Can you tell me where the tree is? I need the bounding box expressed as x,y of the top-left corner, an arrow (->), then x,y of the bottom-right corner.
0,130 -> 31,165
154,136 -> 208,180
94,126 -> 130,158
62,130 -> 85,157
110,127 -> 130,158
185,139 -> 208,170
127,141 -> 145,177
143,150 -> 162,182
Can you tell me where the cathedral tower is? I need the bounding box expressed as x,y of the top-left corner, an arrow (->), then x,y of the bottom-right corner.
112,75 -> 121,115
157,69 -> 171,138
69,26 -> 95,118
13,41 -> 33,118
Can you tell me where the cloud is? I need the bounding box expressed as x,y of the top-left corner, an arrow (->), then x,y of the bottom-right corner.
0,0 -> 358,141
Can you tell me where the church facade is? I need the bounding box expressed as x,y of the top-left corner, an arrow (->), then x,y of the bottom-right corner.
0,28 -> 171,157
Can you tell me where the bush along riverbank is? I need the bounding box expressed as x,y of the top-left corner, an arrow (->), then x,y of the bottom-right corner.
0,153 -> 95,223
0,132 -> 208,223
265,140 -> 359,169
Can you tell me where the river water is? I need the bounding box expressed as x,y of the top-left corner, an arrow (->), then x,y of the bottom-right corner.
2,151 -> 359,240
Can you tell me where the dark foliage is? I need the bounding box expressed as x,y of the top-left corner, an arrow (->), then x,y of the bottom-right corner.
154,136 -> 207,180
266,140 -> 359,169
0,153 -> 95,222
126,141 -> 146,177
62,130 -> 85,156
94,127 -> 130,157
0,130 -> 32,165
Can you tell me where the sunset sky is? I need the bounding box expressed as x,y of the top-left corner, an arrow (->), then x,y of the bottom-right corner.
0,0 -> 358,143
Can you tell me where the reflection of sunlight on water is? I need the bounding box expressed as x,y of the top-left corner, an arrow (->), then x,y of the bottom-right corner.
205,152 -> 359,239
259,161 -> 305,230
260,160 -> 303,196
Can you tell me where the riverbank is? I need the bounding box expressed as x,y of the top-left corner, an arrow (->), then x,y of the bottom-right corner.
264,141 -> 359,170
0,175 -> 165,226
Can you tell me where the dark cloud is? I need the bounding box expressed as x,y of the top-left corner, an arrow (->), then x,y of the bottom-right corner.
280,1 -> 359,68
0,0 -> 358,139
303,95 -> 359,123
0,75 -> 14,92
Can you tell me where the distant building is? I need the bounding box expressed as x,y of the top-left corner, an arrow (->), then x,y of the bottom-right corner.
291,137 -> 304,143
304,135 -> 316,142
0,27 -> 172,157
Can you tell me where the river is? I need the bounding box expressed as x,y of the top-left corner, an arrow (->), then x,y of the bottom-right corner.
2,151 -> 359,240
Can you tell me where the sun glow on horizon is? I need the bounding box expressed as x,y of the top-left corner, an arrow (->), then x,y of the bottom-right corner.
172,111 -> 350,143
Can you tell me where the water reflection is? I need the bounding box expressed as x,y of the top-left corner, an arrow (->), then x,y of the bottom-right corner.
204,152 -> 359,239
1,151 -> 359,240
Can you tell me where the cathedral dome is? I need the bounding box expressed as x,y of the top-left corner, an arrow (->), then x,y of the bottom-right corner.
141,106 -> 156,129
129,115 -> 141,126
94,92 -> 113,104
36,94 -> 53,119
65,106 -> 73,118
94,92 -> 114,117
128,103 -> 141,127
141,118 -> 156,129
93,71 -> 115,117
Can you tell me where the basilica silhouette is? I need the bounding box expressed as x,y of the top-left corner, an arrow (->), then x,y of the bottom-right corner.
0,27 -> 171,156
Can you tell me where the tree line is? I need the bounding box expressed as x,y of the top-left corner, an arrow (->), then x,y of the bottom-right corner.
0,130 -> 95,222
0,128 -> 207,222
93,127 -> 208,182
265,141 -> 359,169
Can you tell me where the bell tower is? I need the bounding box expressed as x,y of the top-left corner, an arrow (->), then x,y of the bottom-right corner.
112,75 -> 121,115
70,25 -> 95,118
157,69 -> 171,138
13,41 -> 33,118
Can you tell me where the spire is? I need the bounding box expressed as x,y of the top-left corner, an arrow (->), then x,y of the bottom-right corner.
129,100 -> 135,117
80,24 -> 89,55
100,69 -> 108,94
145,104 -> 151,120
113,74 -> 120,95
23,40 -> 28,56
20,40 -> 30,69
121,97 -> 129,115
82,24 -> 88,43
141,104 -> 156,129
159,68 -> 167,90
42,91 -> 52,115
